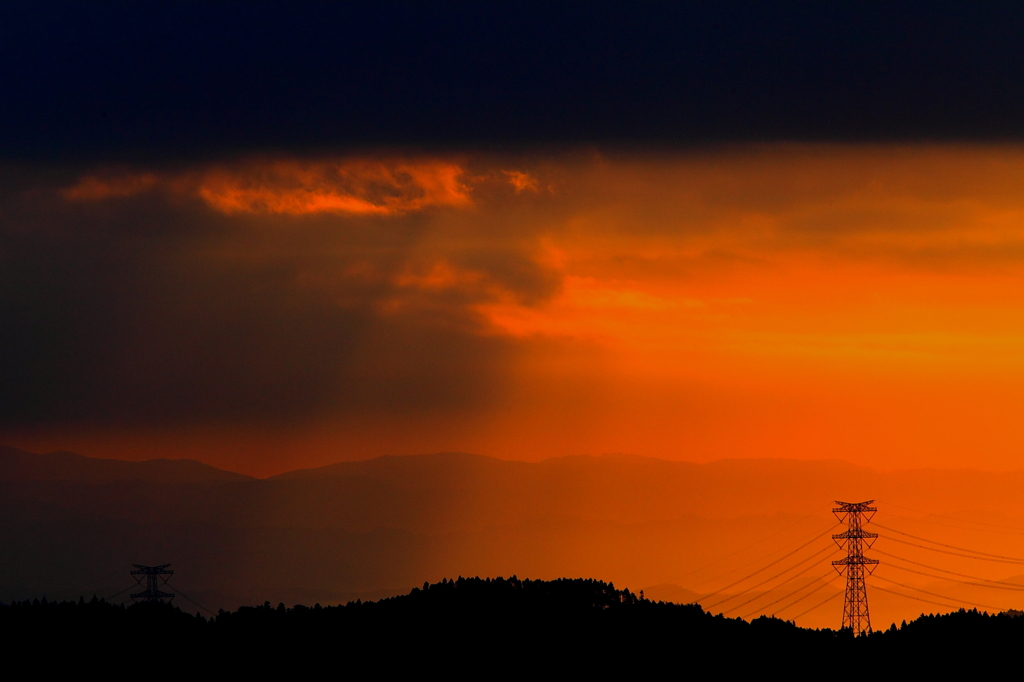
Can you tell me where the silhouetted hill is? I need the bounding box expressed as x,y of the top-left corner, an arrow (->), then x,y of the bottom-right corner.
5,447 -> 1024,629
4,577 -> 1020,674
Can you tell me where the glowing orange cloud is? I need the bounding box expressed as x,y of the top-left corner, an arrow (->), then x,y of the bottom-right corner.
502,170 -> 539,192
63,159 -> 474,215
197,160 -> 471,215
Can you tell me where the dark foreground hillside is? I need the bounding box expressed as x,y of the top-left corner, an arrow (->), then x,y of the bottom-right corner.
2,577 -> 1015,675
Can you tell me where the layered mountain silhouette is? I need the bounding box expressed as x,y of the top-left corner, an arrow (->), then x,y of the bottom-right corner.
3,446 -> 1024,628
0,446 -> 252,484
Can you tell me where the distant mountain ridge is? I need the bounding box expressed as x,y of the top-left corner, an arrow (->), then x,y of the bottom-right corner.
0,446 -> 253,483
267,450 -> 1024,520
8,445 -> 1024,519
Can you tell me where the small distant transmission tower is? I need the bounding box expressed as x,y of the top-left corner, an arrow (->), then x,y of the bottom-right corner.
832,501 -> 878,635
130,564 -> 175,603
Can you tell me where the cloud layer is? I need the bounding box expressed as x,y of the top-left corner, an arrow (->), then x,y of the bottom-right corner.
2,158 -> 547,433
63,159 -> 475,215
5,146 -> 1024,473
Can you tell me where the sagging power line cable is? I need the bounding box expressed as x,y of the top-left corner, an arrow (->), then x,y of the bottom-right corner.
708,544 -> 838,610
878,511 -> 1024,538
659,522 -> 827,598
689,519 -> 835,590
666,515 -> 817,585
696,524 -> 839,604
875,547 -> 1010,581
42,565 -> 137,602
166,587 -> 217,617
791,590 -> 842,620
885,503 -> 1024,535
722,548 -> 843,615
773,575 -> 842,617
871,583 -> 965,612
878,553 -> 1024,591
878,534 -> 1024,565
741,571 -> 837,619
874,523 -> 1024,562
873,574 -> 1003,611
104,584 -> 136,602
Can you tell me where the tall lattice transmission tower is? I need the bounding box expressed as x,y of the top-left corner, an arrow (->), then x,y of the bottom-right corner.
130,564 -> 175,604
832,500 -> 878,635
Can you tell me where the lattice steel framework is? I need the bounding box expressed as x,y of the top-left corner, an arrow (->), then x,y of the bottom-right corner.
832,500 -> 878,635
130,564 -> 175,603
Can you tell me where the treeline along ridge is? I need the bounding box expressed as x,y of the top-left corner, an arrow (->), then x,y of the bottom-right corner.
3,576 -> 1017,673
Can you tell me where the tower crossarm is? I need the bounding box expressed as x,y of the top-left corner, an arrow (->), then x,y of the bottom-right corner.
131,564 -> 173,575
128,564 -> 175,603
832,530 -> 878,539
833,501 -> 877,521
832,557 -> 880,566
833,500 -> 876,509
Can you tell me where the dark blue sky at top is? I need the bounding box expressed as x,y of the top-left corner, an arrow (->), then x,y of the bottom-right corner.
3,1 -> 1024,161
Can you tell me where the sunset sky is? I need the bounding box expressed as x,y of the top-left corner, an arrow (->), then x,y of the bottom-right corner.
5,4 -> 1024,476
6,145 -> 1024,477
11,3 -> 1024,630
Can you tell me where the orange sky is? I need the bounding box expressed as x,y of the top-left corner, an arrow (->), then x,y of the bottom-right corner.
12,145 -> 1024,476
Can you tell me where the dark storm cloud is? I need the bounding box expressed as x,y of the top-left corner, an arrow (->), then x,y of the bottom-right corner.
3,2 -> 1024,163
0,166 -> 539,428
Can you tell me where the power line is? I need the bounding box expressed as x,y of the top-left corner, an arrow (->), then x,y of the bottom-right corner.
877,510 -> 1024,538
872,574 -> 1004,611
885,503 -> 1024,535
659,524 -> 827,602
666,515 -> 817,585
878,553 -> 1024,592
689,520 -> 835,589
708,544 -> 837,609
104,584 -> 136,602
696,525 -> 839,604
741,571 -> 837,619
870,583 -> 965,612
166,587 -> 217,617
873,522 -> 1024,562
773,575 -> 842,616
791,590 -> 843,620
876,548 -> 1024,585
878,535 -> 1024,565
722,548 -> 842,615
41,565 -> 137,602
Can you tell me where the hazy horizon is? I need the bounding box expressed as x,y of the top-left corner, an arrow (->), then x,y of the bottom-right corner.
16,444 -> 1024,479
6,445 -> 1024,631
